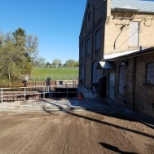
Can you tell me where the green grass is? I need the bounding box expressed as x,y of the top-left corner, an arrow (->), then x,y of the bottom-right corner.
30,67 -> 79,81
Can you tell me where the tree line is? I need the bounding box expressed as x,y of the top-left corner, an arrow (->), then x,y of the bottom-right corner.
33,58 -> 79,68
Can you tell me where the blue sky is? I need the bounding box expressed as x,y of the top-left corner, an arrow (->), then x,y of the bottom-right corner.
0,0 -> 87,63
1,0 -> 154,64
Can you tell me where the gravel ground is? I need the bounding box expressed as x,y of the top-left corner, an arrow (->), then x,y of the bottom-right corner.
0,110 -> 153,154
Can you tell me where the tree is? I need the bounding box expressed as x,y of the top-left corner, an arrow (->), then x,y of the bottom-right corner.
26,35 -> 38,60
52,58 -> 62,67
0,28 -> 39,84
74,61 -> 79,67
64,59 -> 75,67
13,28 -> 26,54
46,62 -> 51,68
33,57 -> 46,68
13,28 -> 26,37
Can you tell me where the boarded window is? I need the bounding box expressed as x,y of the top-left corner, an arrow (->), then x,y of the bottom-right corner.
95,29 -> 101,50
80,44 -> 84,58
119,65 -> 127,95
129,22 -> 139,46
81,65 -> 84,79
79,64 -> 84,85
86,38 -> 91,55
88,11 -> 91,22
93,61 -> 99,82
146,63 -> 154,84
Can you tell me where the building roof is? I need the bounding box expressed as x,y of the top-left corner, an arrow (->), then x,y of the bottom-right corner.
111,0 -> 154,13
105,47 -> 154,61
104,50 -> 138,60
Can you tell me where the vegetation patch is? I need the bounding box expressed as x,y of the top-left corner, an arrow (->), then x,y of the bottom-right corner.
30,67 -> 79,81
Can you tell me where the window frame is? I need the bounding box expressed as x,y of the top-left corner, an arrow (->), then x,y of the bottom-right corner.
95,29 -> 101,51
86,37 -> 91,55
129,21 -> 139,47
145,62 -> 154,86
80,43 -> 85,58
118,63 -> 127,95
87,11 -> 91,23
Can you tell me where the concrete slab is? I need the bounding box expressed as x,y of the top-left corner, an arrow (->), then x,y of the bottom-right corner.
0,98 -> 121,114
0,98 -> 153,128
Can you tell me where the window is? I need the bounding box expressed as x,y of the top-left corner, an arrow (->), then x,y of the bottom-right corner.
81,64 -> 84,79
80,43 -> 84,58
129,22 -> 139,46
119,65 -> 127,95
79,64 -> 84,86
86,38 -> 91,55
146,62 -> 154,84
88,12 -> 91,22
93,61 -> 99,83
95,29 -> 101,51
93,62 -> 100,91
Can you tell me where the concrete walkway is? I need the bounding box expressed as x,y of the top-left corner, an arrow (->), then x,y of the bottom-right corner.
0,98 -> 153,128
0,98 -> 120,114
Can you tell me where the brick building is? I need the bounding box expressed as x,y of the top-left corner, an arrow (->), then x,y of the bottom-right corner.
105,47 -> 154,118
79,0 -> 154,117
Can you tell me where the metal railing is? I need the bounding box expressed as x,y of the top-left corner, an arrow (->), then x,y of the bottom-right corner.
0,84 -> 78,103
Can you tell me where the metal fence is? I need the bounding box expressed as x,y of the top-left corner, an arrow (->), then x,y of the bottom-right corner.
0,84 -> 78,103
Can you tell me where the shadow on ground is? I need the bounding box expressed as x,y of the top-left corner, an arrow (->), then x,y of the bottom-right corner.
41,98 -> 154,127
99,142 -> 138,154
41,98 -> 154,140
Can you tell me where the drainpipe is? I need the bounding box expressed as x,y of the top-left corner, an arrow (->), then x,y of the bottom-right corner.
132,57 -> 137,111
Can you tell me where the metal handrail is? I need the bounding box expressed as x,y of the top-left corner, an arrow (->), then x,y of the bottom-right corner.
0,84 -> 78,103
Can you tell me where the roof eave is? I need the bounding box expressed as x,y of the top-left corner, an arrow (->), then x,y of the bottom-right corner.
106,47 -> 154,61
111,7 -> 154,14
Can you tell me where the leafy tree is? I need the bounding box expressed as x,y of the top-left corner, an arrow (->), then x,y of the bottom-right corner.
74,61 -> 79,67
0,40 -> 24,83
52,58 -> 62,67
64,59 -> 75,67
26,35 -> 38,60
33,56 -> 46,68
0,28 -> 39,84
13,28 -> 26,37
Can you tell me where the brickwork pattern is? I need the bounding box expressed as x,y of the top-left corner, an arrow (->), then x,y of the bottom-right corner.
113,53 -> 154,118
79,0 -> 106,89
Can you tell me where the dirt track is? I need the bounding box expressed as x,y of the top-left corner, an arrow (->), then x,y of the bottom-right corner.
0,111 -> 153,154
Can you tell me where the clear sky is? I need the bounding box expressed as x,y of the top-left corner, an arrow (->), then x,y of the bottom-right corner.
0,0 -> 87,64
